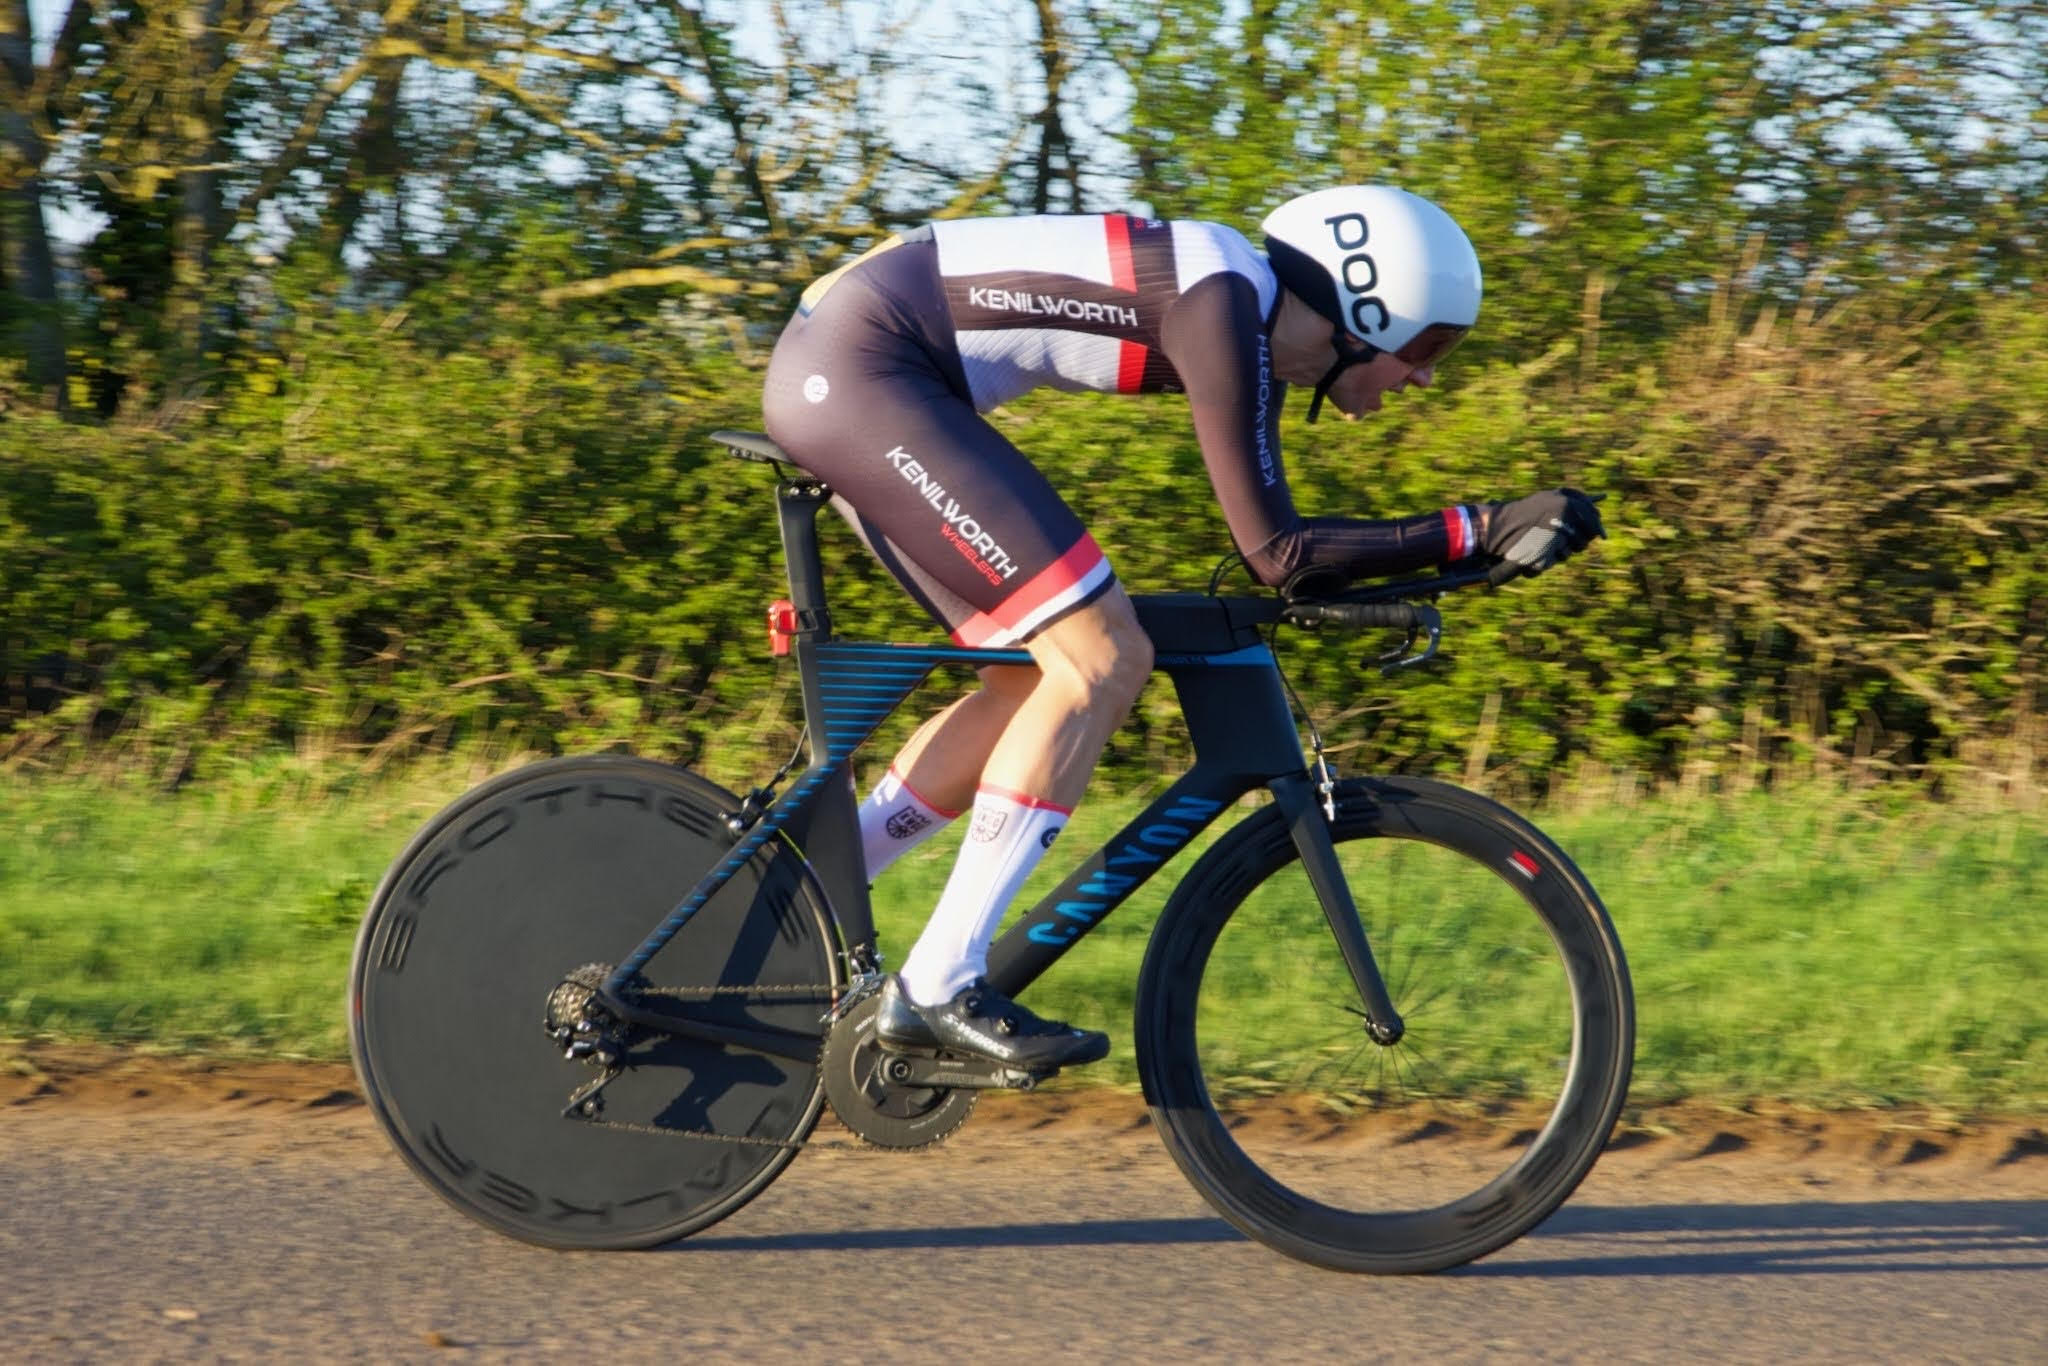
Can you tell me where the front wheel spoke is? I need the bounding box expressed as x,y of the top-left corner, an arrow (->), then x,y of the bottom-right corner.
1373,919 -> 1415,1003
1386,1040 -> 1427,1099
1390,1037 -> 1459,1103
1301,1034 -> 1375,1091
1391,977 -> 1455,1023
1368,1040 -> 1400,1105
1392,1040 -> 1470,1131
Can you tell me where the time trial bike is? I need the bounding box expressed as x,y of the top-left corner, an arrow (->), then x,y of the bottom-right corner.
347,430 -> 1634,1274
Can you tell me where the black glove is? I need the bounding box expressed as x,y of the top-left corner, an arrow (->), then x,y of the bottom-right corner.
1481,489 -> 1605,578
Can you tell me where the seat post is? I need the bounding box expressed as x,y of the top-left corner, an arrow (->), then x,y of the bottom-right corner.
775,477 -> 834,640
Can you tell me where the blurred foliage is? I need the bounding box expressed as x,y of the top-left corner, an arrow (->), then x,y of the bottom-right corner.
0,1 -> 2043,793
1,253 -> 2040,793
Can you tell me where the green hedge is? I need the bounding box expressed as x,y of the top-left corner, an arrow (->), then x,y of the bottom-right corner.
2,266 -> 2041,793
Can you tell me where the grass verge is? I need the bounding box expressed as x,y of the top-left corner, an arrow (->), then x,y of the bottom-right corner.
2,759 -> 2042,1113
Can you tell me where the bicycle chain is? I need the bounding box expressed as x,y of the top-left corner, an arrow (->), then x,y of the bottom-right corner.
566,1110 -> 808,1150
560,980 -> 840,1149
633,983 -> 837,1000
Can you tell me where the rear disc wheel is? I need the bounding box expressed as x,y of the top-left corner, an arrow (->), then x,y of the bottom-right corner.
349,756 -> 840,1249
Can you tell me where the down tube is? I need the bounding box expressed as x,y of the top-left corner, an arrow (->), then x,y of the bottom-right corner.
984,768 -> 1255,998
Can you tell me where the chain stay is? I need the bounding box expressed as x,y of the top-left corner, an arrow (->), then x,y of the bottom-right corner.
557,979 -> 838,1147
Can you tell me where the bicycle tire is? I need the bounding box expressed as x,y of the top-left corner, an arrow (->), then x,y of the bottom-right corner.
349,755 -> 840,1250
1136,775 -> 1633,1273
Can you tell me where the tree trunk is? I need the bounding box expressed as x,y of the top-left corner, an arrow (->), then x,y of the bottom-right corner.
330,62 -> 405,269
0,0 -> 65,409
167,0 -> 225,379
1031,0 -> 1081,214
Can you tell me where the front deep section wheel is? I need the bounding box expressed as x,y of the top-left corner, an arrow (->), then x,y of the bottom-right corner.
1136,775 -> 1633,1274
348,756 -> 841,1250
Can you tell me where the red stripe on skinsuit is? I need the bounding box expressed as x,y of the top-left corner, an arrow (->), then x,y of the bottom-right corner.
1118,340 -> 1147,394
951,613 -> 1003,649
991,535 -> 1106,631
1105,214 -> 1136,291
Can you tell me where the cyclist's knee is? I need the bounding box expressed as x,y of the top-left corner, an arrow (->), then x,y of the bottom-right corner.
1027,591 -> 1152,713
976,662 -> 1042,704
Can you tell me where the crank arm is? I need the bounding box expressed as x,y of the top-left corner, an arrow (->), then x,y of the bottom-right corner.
876,1050 -> 1044,1091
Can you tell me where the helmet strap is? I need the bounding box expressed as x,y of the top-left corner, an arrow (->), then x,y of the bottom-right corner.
1304,326 -> 1379,424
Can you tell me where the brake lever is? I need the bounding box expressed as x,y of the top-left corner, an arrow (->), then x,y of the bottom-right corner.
1371,606 -> 1443,675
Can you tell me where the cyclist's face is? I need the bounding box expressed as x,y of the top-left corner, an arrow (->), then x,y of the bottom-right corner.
1267,292 -> 1445,418
1326,352 -> 1434,421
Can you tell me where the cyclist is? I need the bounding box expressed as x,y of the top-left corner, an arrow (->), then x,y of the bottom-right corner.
761,185 -> 1602,1074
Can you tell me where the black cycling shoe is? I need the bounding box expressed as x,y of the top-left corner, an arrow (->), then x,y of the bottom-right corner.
874,975 -> 1110,1073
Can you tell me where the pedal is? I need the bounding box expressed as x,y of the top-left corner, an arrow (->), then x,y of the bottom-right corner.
876,1049 -> 1048,1092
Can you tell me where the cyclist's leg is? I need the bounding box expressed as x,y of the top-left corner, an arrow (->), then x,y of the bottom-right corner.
842,518 -> 1151,814
981,585 -> 1151,810
826,503 -> 1041,877
888,587 -> 1147,1036
854,662 -> 1034,879
829,506 -> 1039,811
884,663 -> 1038,809
764,290 -> 1143,1048
844,576 -> 1149,854
832,529 -> 1149,1024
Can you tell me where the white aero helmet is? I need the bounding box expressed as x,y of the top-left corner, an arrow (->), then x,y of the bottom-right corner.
1261,185 -> 1482,419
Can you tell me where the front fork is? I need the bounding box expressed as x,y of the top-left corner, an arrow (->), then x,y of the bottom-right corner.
1268,772 -> 1405,1045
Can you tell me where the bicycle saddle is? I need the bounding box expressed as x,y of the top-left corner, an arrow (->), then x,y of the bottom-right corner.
711,430 -> 791,464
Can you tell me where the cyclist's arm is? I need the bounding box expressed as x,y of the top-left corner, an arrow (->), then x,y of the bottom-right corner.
1161,273 -> 1482,588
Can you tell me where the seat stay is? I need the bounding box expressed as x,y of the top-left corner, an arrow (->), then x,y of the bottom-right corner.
607,636 -> 1030,991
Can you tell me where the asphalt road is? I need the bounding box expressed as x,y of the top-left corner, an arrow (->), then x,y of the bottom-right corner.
4,1094 -> 2046,1362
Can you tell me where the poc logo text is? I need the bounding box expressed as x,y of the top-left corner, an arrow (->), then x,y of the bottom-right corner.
1324,212 -> 1391,337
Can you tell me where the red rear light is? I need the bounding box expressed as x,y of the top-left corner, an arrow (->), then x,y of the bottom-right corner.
767,599 -> 798,656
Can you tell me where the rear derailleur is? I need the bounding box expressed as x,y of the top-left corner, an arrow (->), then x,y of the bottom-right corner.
544,963 -> 634,1118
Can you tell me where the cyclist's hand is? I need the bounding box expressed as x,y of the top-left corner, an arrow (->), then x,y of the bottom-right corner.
1481,489 -> 1605,580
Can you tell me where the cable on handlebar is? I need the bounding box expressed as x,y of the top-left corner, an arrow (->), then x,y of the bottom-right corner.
1310,561 -> 1501,606
1281,601 -> 1424,631
1206,550 -> 1254,597
1276,598 -> 1445,675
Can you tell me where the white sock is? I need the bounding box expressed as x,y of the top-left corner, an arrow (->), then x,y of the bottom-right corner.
858,767 -> 958,880
898,785 -> 1070,1006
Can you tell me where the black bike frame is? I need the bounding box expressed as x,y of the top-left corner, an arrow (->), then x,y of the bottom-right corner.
604,474 -> 1404,1042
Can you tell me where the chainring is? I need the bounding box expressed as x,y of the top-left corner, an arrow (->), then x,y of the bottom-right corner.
820,994 -> 976,1149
